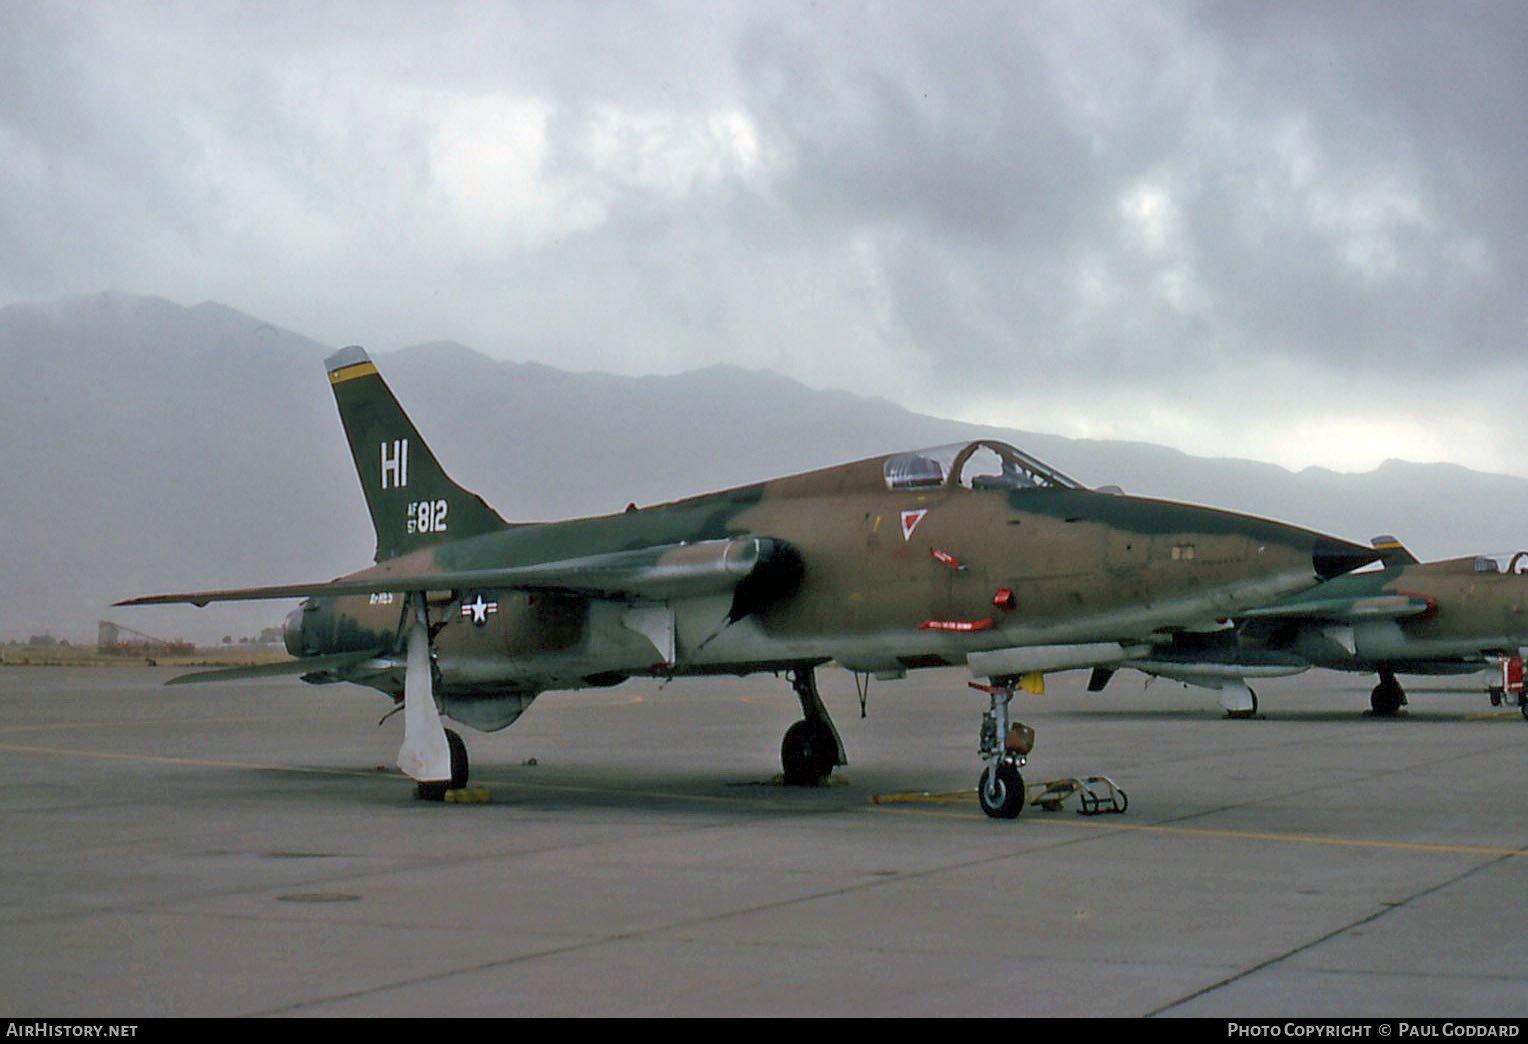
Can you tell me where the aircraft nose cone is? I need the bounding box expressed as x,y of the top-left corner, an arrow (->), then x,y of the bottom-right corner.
1312,536 -> 1382,580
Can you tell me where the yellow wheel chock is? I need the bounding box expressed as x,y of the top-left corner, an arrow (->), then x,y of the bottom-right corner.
443,786 -> 491,804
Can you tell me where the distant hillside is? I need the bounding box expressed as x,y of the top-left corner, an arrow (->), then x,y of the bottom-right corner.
4,292 -> 1527,644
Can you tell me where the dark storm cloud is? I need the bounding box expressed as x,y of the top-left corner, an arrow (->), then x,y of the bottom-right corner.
729,3 -> 1527,472
1188,0 -> 1528,365
727,2 -> 1526,390
0,4 -> 198,288
737,6 -> 1102,250
2,1 -> 1526,472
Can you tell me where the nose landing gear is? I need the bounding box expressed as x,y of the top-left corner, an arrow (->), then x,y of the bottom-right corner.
972,678 -> 1033,819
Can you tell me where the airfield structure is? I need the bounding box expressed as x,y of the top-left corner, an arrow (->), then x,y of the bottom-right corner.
97,620 -> 194,656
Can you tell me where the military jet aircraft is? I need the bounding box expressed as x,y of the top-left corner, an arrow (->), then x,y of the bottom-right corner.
122,347 -> 1383,817
1092,538 -> 1528,718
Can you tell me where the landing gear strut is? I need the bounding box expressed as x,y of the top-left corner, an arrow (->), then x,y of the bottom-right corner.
974,678 -> 1028,819
1218,680 -> 1259,719
781,667 -> 847,785
1227,689 -> 1259,720
1370,668 -> 1407,716
398,591 -> 469,801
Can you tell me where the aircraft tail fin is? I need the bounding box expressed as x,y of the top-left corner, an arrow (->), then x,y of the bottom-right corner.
325,346 -> 510,562
1370,534 -> 1419,567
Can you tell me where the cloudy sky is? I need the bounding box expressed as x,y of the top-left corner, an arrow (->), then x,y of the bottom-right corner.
4,0 -> 1526,476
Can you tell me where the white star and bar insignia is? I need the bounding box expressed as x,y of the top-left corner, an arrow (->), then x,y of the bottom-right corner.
461,593 -> 499,626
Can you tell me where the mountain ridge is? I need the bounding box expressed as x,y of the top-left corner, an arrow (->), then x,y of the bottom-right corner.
4,292 -> 1524,643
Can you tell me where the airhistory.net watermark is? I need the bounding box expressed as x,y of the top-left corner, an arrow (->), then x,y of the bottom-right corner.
5,1025 -> 137,1038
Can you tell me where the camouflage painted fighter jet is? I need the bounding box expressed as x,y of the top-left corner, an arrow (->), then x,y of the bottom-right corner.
122,347 -> 1382,817
1093,538 -> 1528,719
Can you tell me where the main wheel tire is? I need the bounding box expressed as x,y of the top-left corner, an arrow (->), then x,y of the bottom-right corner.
978,763 -> 1025,819
415,728 -> 469,801
416,781 -> 448,801
1370,681 -> 1404,716
781,719 -> 835,786
445,728 -> 469,789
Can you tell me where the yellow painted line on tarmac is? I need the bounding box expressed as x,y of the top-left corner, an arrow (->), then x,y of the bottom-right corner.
870,797 -> 1528,858
870,789 -> 974,806
0,717 -> 273,736
0,741 -> 384,778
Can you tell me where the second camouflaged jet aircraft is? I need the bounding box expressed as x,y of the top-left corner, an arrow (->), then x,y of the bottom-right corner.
1095,539 -> 1528,718
123,347 -> 1382,817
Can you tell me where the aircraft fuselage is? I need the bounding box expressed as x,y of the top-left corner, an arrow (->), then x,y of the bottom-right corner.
288,451 -> 1361,730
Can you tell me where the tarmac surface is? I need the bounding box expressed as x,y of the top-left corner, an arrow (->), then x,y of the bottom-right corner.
1,663 -> 1525,1018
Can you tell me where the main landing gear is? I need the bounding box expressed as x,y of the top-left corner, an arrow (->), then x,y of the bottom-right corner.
1488,686 -> 1528,719
1370,667 -> 1407,717
396,592 -> 479,802
1487,656 -> 1528,720
780,667 -> 847,786
1219,681 -> 1259,719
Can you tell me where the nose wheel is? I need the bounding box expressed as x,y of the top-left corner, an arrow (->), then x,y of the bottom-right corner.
978,761 -> 1025,819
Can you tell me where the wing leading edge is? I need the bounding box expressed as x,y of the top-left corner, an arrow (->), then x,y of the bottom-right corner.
118,535 -> 801,612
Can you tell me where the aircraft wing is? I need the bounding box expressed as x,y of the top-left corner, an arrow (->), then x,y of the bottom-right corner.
119,536 -> 801,611
163,649 -> 386,686
1236,592 -> 1435,622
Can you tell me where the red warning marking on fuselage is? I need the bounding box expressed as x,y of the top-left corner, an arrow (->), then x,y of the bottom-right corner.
918,618 -> 993,632
929,547 -> 962,570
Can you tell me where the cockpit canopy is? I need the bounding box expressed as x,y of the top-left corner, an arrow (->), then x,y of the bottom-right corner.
883,440 -> 1083,493
1474,552 -> 1528,574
